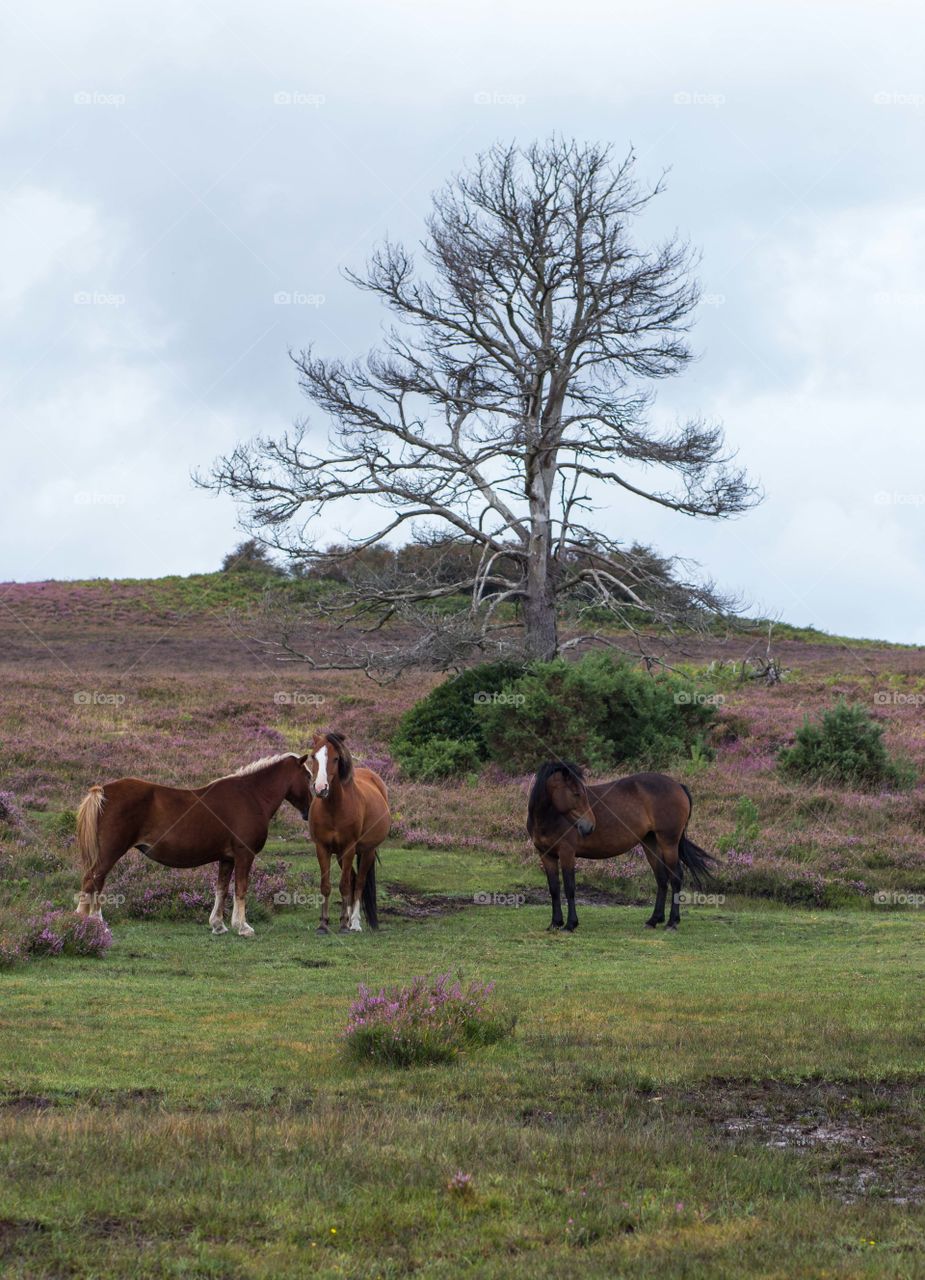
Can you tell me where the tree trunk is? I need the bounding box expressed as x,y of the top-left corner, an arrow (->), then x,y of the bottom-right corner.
524,459 -> 559,661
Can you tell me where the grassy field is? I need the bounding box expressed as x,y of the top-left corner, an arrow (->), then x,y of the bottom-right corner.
3,846 -> 925,1277
2,574 -> 925,1276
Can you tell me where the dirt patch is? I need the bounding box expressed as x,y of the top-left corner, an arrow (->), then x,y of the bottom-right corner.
678,1078 -> 925,1203
382,884 -> 470,919
382,881 -> 634,919
0,1093 -> 54,1112
0,1218 -> 48,1260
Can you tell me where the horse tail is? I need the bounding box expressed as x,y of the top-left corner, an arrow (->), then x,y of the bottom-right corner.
677,783 -> 717,890
362,858 -> 378,930
76,785 -> 105,873
678,834 -> 717,890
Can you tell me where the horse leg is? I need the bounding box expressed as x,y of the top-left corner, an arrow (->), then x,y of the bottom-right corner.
338,845 -> 357,932
230,851 -> 255,937
79,844 -> 125,924
209,857 -> 233,934
561,846 -> 579,932
352,848 -> 376,931
653,835 -> 683,931
315,842 -> 332,934
539,852 -> 564,930
642,836 -> 669,929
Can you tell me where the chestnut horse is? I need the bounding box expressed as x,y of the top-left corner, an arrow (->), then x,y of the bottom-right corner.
308,731 -> 390,934
527,761 -> 716,932
75,753 -> 313,936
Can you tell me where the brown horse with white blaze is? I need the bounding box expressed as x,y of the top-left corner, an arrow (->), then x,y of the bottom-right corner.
75,753 -> 313,936
308,731 -> 390,934
527,761 -> 717,932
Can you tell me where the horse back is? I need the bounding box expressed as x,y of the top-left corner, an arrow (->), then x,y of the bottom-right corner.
355,766 -> 388,803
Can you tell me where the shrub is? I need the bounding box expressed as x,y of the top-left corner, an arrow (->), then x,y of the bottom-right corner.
343,972 -> 512,1066
0,791 -> 22,827
480,652 -> 718,775
394,736 -> 482,782
23,909 -> 112,959
392,662 -> 524,779
778,700 -> 917,790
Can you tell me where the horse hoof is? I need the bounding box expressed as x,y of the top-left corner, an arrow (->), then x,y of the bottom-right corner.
644,920 -> 660,929
237,926 -> 255,938
546,923 -> 563,931
664,923 -> 678,932
211,923 -> 228,935
339,925 -> 352,934
316,925 -> 330,935
564,923 -> 578,933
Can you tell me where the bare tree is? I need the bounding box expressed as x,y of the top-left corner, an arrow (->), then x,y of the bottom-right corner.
201,138 -> 759,666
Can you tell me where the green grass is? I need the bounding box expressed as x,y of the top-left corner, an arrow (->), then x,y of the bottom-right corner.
2,847 -> 925,1277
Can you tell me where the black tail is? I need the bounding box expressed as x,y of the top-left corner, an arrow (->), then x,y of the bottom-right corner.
679,834 -> 717,891
677,784 -> 717,890
362,858 -> 378,929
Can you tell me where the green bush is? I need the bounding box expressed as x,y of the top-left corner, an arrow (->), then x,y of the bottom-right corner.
394,652 -> 719,779
392,662 -> 524,779
480,652 -> 718,775
395,737 -> 482,782
778,700 -> 916,790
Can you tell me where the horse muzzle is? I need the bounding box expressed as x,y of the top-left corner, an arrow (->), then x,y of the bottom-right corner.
576,818 -> 594,837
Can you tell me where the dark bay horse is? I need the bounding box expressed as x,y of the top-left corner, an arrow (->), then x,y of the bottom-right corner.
75,753 -> 313,936
308,731 -> 390,934
527,761 -> 716,932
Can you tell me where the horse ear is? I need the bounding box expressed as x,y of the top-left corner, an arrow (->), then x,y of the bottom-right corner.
297,753 -> 309,765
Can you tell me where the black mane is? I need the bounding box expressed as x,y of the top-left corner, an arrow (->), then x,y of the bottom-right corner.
324,730 -> 354,783
526,760 -> 586,835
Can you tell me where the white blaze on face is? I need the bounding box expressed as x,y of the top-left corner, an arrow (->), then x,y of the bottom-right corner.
315,745 -> 329,793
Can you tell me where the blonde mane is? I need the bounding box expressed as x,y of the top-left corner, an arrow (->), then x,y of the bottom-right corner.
234,752 -> 300,777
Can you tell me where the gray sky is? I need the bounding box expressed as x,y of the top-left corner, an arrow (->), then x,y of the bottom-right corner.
2,0 -> 924,641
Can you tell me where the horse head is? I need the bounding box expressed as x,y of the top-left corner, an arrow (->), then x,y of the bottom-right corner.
535,761 -> 595,837
285,753 -> 313,819
309,731 -> 354,799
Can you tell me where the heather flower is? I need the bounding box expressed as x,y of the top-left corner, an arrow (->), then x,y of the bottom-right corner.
0,937 -> 23,969
344,971 -> 511,1066
0,791 -> 22,827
